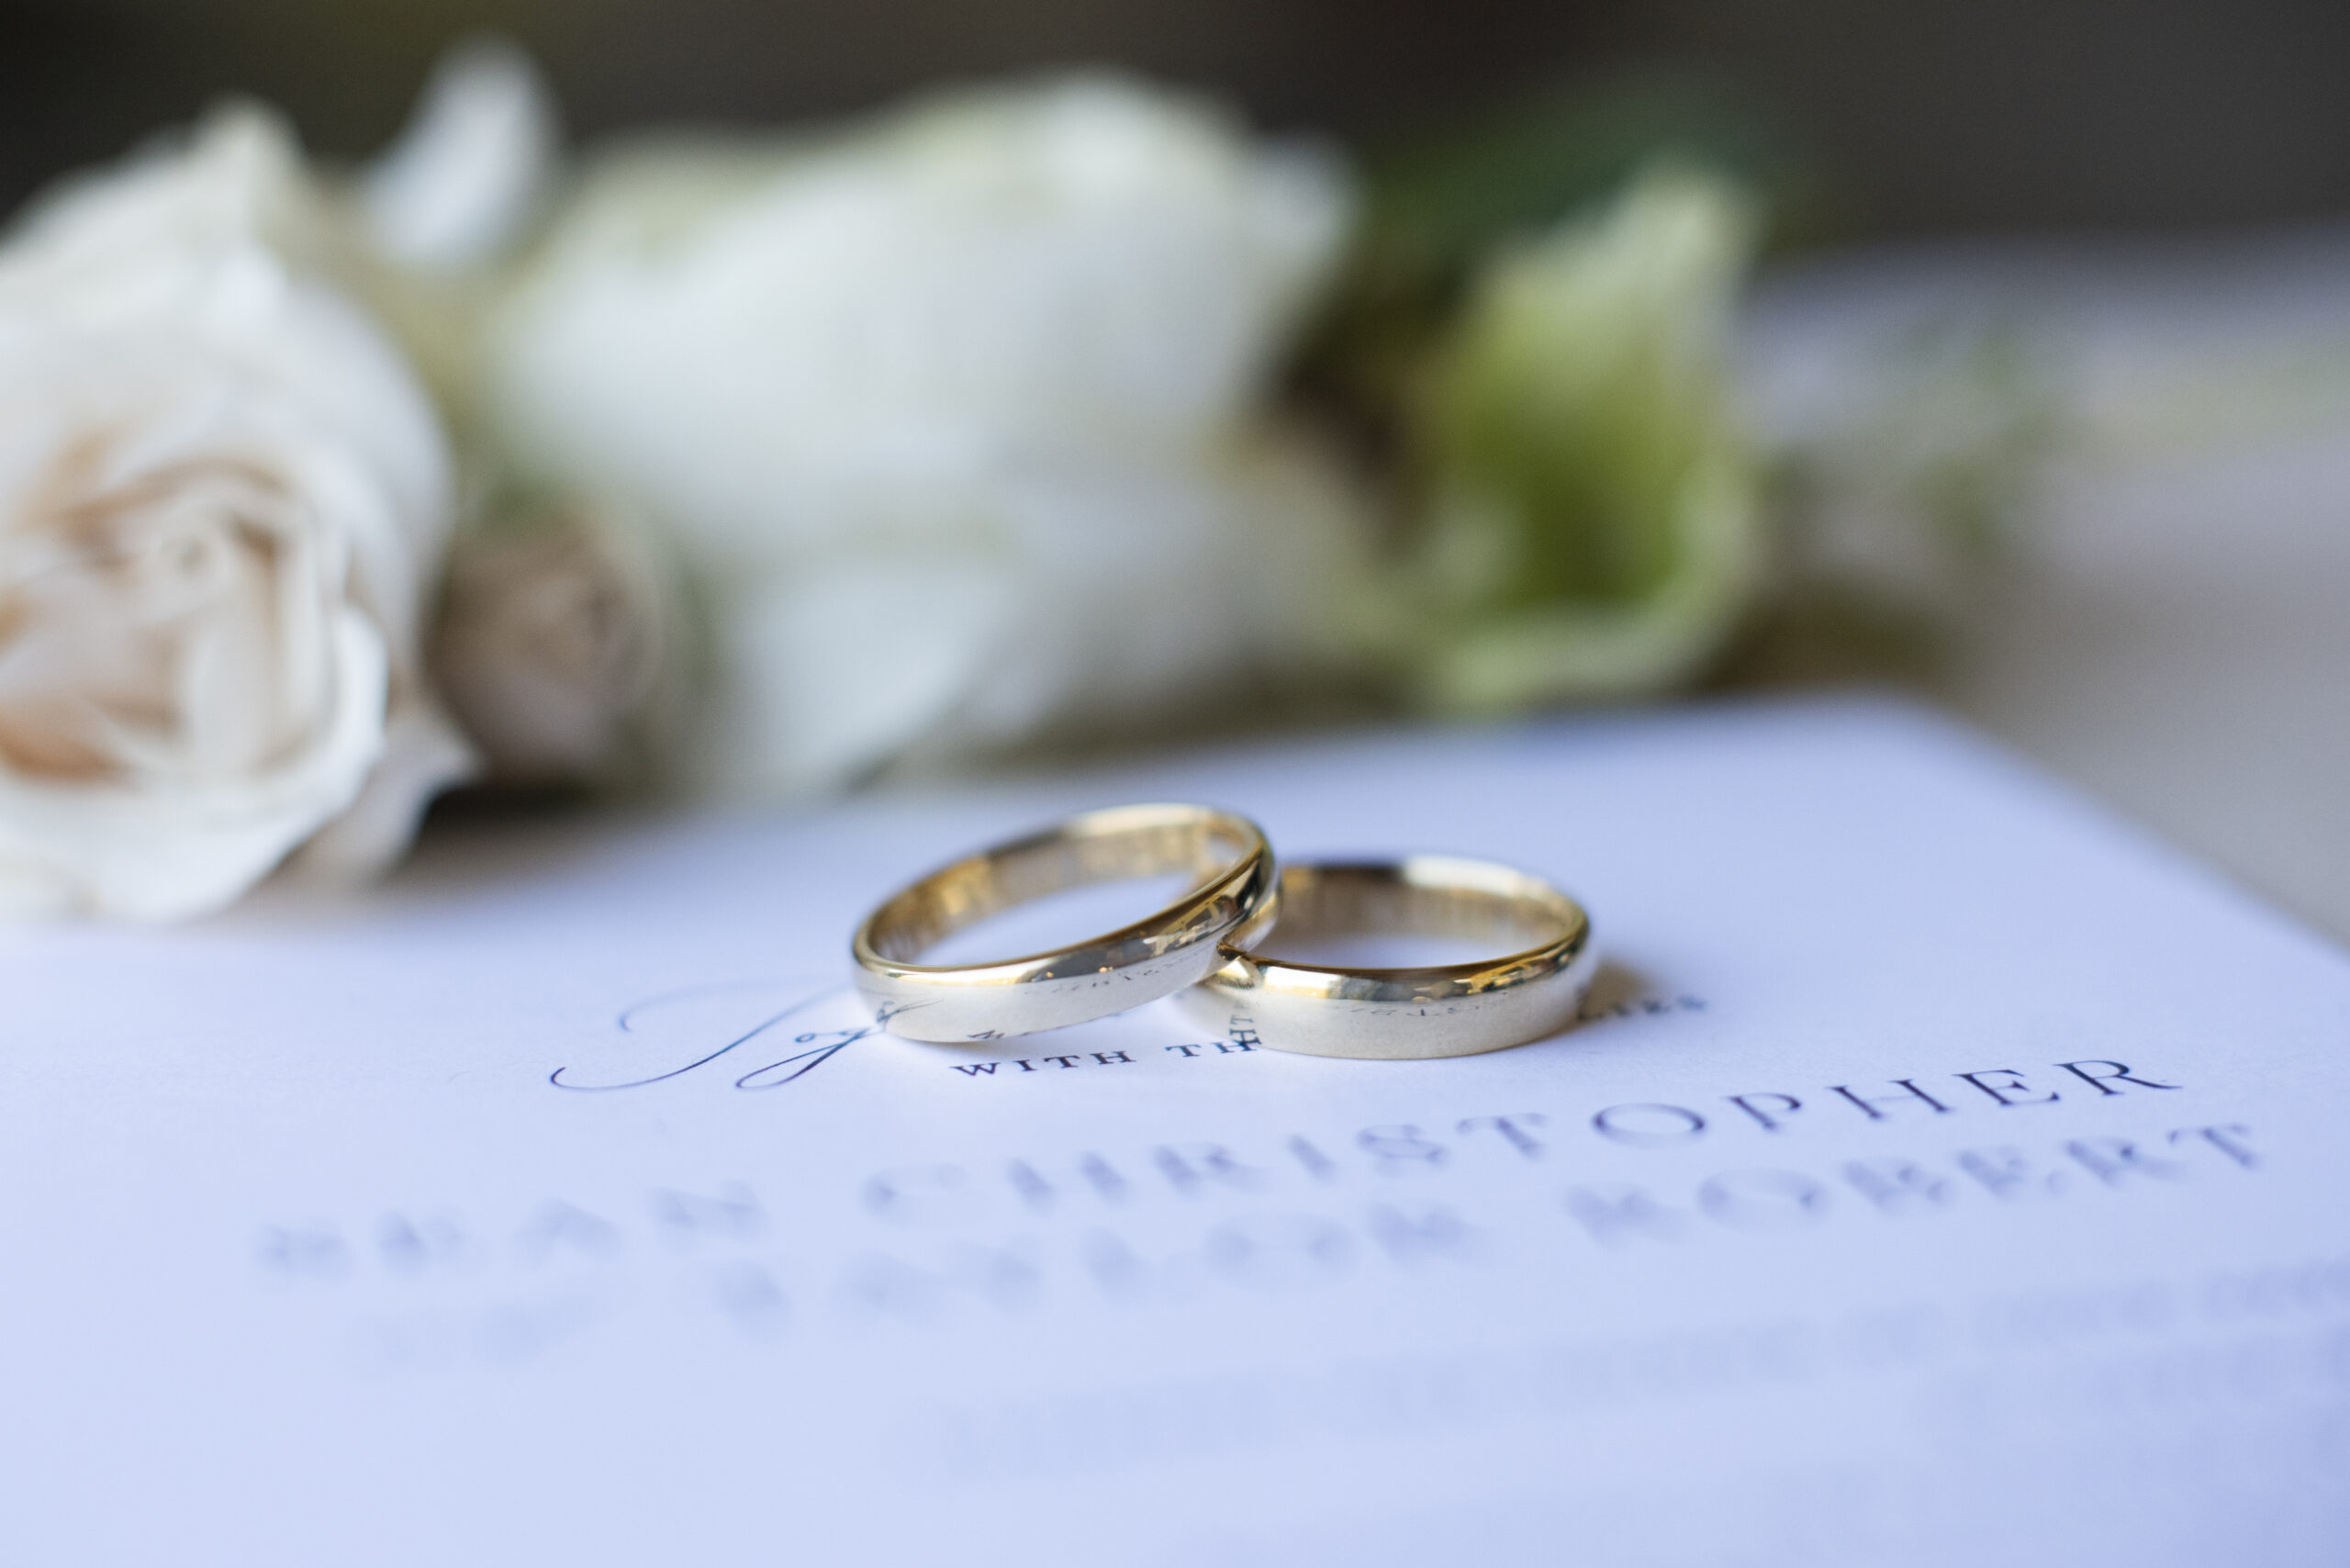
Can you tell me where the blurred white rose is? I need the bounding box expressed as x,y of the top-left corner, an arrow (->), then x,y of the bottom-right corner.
362,38 -> 560,277
348,38 -> 562,431
487,75 -> 1364,796
0,109 -> 471,919
346,42 -> 688,791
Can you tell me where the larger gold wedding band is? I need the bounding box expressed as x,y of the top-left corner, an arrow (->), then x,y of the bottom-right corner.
853,803 -> 1276,1043
1172,856 -> 1595,1059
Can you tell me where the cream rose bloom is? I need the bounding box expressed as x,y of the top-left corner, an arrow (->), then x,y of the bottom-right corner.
430,494 -> 683,788
0,110 -> 471,918
487,75 -> 1363,796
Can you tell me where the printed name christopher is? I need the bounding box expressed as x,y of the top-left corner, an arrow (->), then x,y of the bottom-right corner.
1582,1059 -> 2180,1147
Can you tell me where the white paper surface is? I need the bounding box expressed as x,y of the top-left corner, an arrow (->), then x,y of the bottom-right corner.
5,698 -> 2346,1567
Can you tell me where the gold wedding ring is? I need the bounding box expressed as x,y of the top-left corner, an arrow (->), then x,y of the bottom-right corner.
853,803 -> 1276,1043
1173,856 -> 1595,1059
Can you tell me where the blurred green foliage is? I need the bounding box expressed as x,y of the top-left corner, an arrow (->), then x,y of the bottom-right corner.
1301,73 -> 1820,429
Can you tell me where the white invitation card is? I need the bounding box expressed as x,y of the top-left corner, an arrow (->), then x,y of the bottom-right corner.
5,698 -> 2344,1566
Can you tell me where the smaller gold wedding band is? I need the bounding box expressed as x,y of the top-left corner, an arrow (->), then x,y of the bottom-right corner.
853,803 -> 1276,1043
1173,856 -> 1595,1060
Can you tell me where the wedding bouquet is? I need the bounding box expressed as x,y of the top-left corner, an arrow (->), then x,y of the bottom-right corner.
0,44 -> 2035,919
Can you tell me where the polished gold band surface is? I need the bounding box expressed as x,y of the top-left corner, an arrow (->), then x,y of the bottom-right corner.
1172,856 -> 1595,1059
853,803 -> 1276,1043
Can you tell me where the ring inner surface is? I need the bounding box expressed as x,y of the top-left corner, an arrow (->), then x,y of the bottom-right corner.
1258,861 -> 1573,973
869,814 -> 1251,967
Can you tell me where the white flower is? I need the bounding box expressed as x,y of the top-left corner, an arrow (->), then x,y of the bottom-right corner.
341,39 -> 563,436
487,75 -> 1361,796
0,109 -> 471,919
1739,278 -> 2060,621
362,38 -> 560,276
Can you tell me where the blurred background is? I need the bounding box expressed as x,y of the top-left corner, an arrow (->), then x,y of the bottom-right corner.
5,0 -> 2348,937
9,0 -> 2350,235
